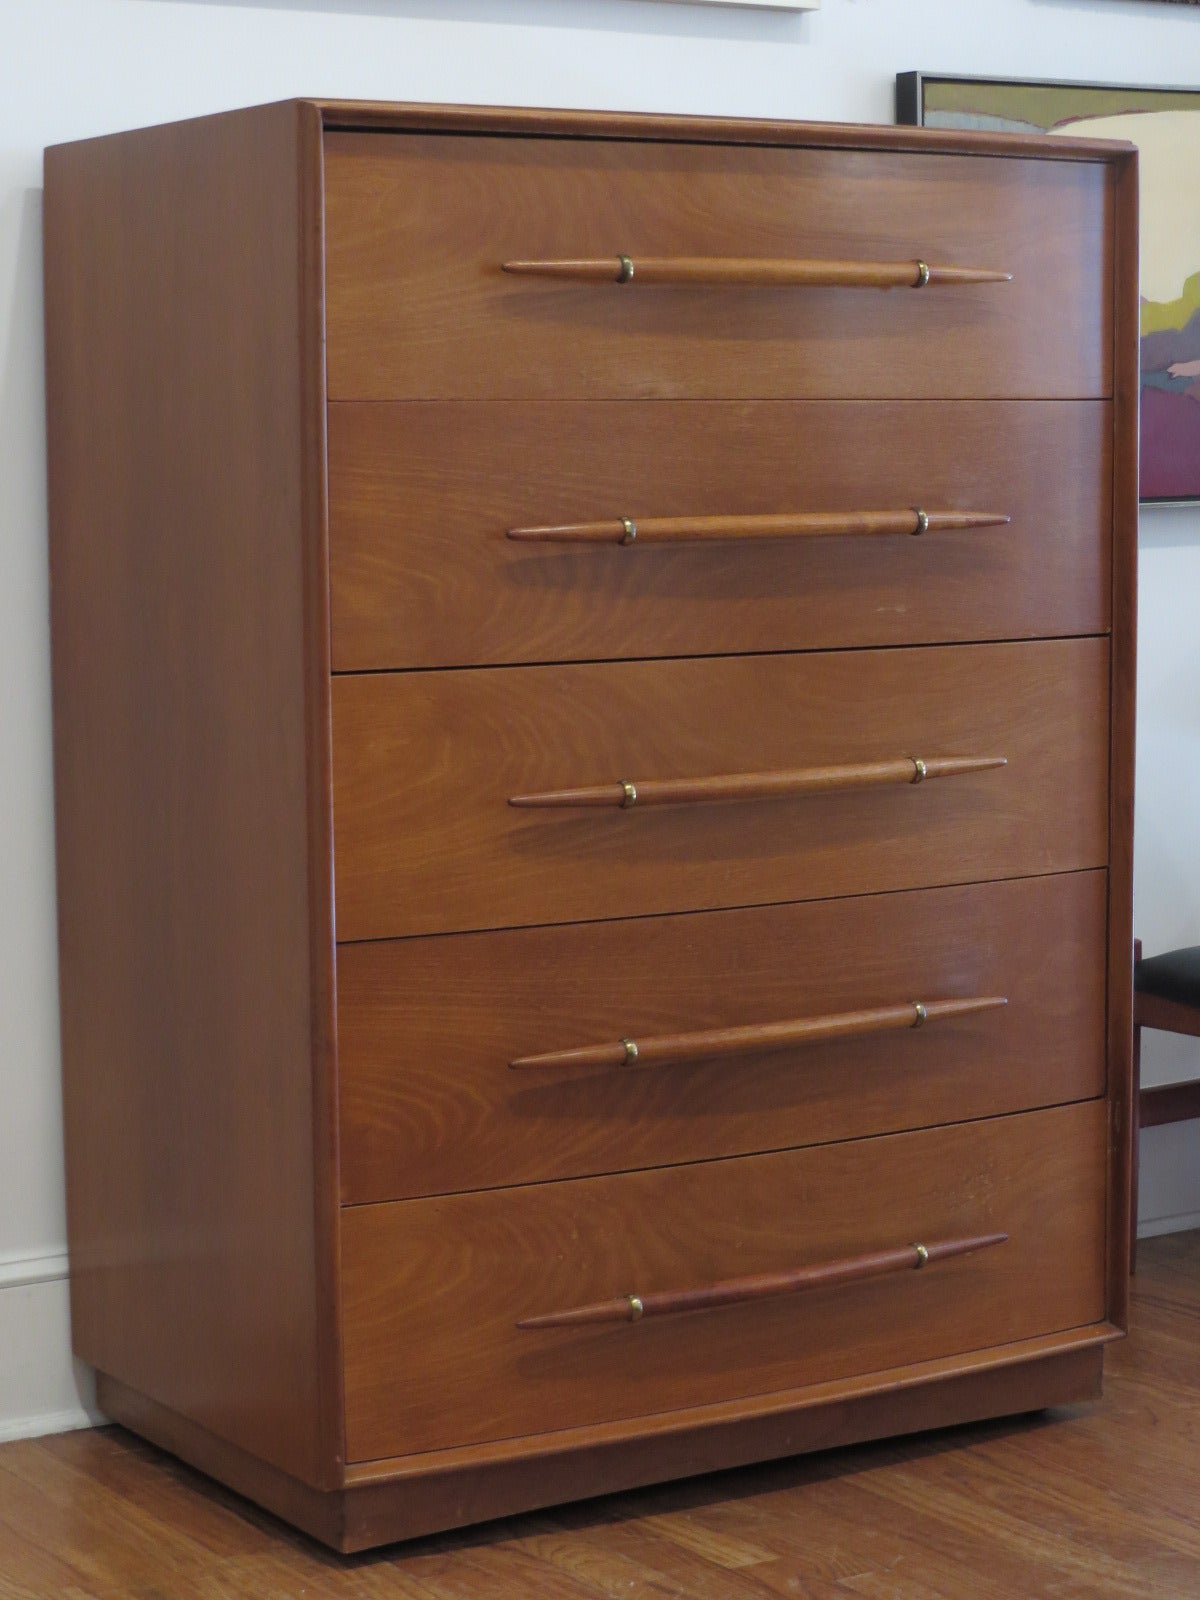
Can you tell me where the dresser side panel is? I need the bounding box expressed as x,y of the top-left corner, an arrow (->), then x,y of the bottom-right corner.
45,103 -> 337,1485
1106,150 -> 1139,1328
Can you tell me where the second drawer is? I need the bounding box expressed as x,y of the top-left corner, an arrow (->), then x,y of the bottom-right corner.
328,399 -> 1112,671
338,872 -> 1107,1203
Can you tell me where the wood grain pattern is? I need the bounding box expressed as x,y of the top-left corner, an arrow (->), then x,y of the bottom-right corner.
327,399 -> 1111,670
323,134 -> 1111,401
335,1332 -> 1115,1550
44,101 -> 339,1487
331,639 -> 1110,941
340,1102 -> 1108,1462
44,100 -> 1138,1555
92,1373 -> 346,1551
297,88 -> 347,1508
1105,147 -> 1139,1332
316,98 -> 1136,163
337,872 -> 1108,1202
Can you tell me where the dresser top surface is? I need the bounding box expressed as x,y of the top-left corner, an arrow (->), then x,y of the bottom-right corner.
308,98 -> 1136,162
45,97 -> 1137,165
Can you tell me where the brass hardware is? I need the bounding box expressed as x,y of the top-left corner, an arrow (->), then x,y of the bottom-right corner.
627,1295 -> 645,1321
621,1037 -> 640,1065
912,1002 -> 928,1028
621,517 -> 638,545
621,780 -> 638,808
617,254 -> 635,283
913,1243 -> 930,1268
910,757 -> 927,784
911,508 -> 930,536
914,260 -> 931,287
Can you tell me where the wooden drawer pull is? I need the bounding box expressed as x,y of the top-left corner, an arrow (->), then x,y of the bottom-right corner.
506,508 -> 1011,546
509,995 -> 1007,1073
501,255 -> 1012,289
516,1232 -> 1009,1330
509,754 -> 1006,810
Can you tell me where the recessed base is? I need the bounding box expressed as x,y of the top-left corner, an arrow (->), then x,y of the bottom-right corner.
96,1332 -> 1110,1554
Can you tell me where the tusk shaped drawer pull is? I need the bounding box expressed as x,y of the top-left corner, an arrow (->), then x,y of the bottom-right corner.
506,509 -> 1011,545
508,995 -> 1007,1073
509,754 -> 1006,810
501,255 -> 1012,289
516,1233 -> 1010,1330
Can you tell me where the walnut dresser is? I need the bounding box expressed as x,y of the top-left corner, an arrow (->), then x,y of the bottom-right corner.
44,101 -> 1138,1553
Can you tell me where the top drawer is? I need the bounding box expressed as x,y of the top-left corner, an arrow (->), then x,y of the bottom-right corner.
323,133 -> 1112,402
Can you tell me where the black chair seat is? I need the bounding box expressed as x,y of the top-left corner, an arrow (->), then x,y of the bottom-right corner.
1134,946 -> 1200,1007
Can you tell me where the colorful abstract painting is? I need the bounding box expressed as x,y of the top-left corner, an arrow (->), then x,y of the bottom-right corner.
898,74 -> 1200,504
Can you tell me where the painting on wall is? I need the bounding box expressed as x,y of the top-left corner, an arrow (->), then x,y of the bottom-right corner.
897,73 -> 1200,505
624,0 -> 818,8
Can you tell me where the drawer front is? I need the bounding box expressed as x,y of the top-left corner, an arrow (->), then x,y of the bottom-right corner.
328,400 -> 1112,671
341,1101 -> 1107,1461
323,134 -> 1111,402
331,639 -> 1109,942
338,872 -> 1108,1203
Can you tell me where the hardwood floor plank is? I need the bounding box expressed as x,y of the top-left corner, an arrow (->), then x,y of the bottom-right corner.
344,1544 -> 619,1599
803,1472 -> 1071,1600
846,1463 -> 1171,1600
0,1502 -> 94,1600
522,1520 -> 782,1600
629,1512 -> 778,1571
0,1447 -> 227,1597
499,1527 -> 691,1600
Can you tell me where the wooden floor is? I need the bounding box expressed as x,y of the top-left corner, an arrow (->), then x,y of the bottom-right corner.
1,1231 -> 1198,1599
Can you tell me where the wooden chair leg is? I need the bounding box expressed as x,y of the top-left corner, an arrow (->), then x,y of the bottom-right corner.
1139,934 -> 1145,1273
1139,1017 -> 1145,1280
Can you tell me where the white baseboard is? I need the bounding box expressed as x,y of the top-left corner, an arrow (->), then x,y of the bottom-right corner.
0,1248 -> 70,1291
0,1403 -> 99,1445
1138,1208 -> 1200,1241
1137,1120 -> 1200,1243
0,1267 -> 104,1443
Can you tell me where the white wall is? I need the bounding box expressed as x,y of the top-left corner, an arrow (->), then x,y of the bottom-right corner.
2,0 -> 1198,1442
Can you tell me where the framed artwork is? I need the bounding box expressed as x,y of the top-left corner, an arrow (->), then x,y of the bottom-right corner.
629,1 -> 818,7
898,72 -> 1200,505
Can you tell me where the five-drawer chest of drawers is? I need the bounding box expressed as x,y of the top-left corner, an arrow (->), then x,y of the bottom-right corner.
45,100 -> 1138,1552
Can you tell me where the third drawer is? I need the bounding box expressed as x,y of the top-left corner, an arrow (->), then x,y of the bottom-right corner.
332,638 -> 1110,941
337,871 -> 1107,1203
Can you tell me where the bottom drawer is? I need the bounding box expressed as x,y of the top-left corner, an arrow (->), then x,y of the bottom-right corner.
341,1101 -> 1107,1463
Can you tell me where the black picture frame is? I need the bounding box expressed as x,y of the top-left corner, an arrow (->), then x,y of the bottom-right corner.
897,70 -> 1200,506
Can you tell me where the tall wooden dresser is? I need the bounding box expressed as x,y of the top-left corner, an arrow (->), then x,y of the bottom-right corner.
45,101 -> 1138,1552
